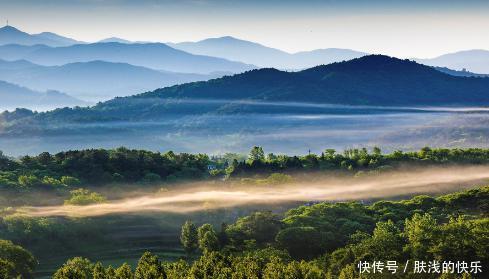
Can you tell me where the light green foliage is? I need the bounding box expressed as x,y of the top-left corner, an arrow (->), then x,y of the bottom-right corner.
0,239 -> 37,279
189,251 -> 231,278
134,252 -> 165,279
338,264 -> 358,279
105,266 -> 116,278
53,257 -> 93,279
231,255 -> 262,279
41,176 -> 63,187
92,262 -> 106,279
263,257 -> 287,279
404,213 -> 438,259
198,224 -> 220,253
352,220 -> 404,261
248,146 -> 265,162
257,173 -> 294,185
180,221 -> 198,255
18,175 -> 41,188
60,176 -> 81,187
0,258 -> 16,279
164,260 -> 189,279
115,263 -> 133,279
430,216 -> 485,262
285,260 -> 324,279
64,188 -> 106,205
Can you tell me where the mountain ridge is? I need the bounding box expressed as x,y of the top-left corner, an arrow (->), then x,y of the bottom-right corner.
169,36 -> 367,69
0,25 -> 83,47
0,42 -> 256,74
0,59 -> 227,101
4,55 -> 489,128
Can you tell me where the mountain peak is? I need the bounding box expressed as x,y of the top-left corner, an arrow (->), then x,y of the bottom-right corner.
0,25 -> 25,34
216,36 -> 239,41
98,37 -> 132,44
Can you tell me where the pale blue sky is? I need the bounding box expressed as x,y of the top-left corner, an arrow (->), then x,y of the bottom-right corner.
0,0 -> 488,58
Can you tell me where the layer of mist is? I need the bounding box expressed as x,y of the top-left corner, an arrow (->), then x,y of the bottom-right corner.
20,166 -> 489,218
3,106 -> 489,156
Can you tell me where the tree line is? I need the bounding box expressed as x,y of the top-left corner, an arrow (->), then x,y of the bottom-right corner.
3,147 -> 489,193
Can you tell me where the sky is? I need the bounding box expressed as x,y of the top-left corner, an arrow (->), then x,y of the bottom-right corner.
0,0 -> 488,58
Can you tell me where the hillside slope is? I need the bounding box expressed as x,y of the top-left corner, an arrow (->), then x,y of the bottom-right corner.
2,55 -> 489,125
137,55 -> 489,105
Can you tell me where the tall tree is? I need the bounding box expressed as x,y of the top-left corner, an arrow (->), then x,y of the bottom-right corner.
248,146 -> 265,162
180,221 -> 199,256
197,224 -> 220,253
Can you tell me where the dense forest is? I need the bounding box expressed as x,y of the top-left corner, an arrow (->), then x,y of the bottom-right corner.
1,147 -> 488,278
2,146 -> 489,194
1,185 -> 487,278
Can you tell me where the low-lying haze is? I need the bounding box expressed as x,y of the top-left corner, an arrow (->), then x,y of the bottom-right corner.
21,166 -> 489,217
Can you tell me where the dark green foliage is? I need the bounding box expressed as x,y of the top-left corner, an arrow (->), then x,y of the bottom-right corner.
282,202 -> 376,254
275,226 -> 323,259
226,211 -> 282,247
0,147 -> 210,193
2,146 -> 489,195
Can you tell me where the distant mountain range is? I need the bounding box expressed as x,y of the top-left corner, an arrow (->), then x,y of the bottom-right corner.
0,42 -> 255,74
417,50 -> 489,74
0,59 -> 227,101
169,36 -> 489,73
1,25 -> 489,111
1,25 -> 489,73
3,55 -> 489,128
0,25 -> 83,47
168,36 -> 367,69
0,80 -> 87,111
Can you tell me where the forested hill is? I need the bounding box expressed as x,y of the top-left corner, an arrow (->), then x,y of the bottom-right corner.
136,54 -> 489,105
2,55 -> 489,125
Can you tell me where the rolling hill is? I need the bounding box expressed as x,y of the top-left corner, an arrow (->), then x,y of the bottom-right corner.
134,54 -> 489,106
0,80 -> 88,111
3,55 -> 489,126
169,36 -> 366,69
0,59 -> 227,101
